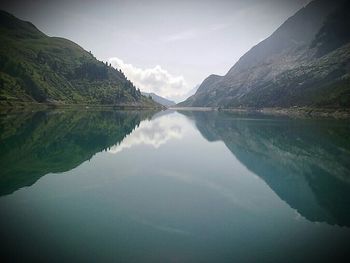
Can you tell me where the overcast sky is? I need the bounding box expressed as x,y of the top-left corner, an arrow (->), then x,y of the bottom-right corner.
1,0 -> 310,101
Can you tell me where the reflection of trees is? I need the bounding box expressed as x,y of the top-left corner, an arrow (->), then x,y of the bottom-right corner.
0,110 -> 155,196
182,111 -> 350,227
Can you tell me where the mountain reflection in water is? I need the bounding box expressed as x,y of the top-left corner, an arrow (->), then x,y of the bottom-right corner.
181,111 -> 350,227
0,110 -> 349,262
0,109 -> 155,196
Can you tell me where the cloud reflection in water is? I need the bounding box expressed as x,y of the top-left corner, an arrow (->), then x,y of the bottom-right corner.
108,113 -> 185,154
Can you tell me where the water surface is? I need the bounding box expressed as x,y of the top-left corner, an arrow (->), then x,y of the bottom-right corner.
0,109 -> 349,262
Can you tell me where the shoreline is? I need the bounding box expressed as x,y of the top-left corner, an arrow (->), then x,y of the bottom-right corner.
171,106 -> 350,119
1,103 -> 349,119
0,101 -> 164,113
255,107 -> 350,119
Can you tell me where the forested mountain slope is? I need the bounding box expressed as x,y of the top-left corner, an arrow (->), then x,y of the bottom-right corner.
0,11 -> 159,108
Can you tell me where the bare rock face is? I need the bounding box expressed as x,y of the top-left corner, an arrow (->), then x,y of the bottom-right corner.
179,0 -> 350,108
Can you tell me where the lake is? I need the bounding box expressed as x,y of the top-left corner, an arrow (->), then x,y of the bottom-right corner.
0,109 -> 349,262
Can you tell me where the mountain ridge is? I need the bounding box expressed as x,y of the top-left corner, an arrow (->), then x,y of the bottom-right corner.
0,10 -> 160,108
179,0 -> 350,108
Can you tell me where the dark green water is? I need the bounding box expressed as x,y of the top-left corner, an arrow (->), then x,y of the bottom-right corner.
0,109 -> 349,262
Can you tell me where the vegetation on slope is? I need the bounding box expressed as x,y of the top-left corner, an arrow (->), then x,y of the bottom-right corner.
0,11 -> 159,108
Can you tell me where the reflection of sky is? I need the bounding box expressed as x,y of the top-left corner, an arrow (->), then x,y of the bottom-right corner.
1,111 -> 349,262
108,113 -> 186,154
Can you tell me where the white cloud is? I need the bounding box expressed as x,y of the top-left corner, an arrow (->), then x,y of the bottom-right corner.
108,57 -> 191,102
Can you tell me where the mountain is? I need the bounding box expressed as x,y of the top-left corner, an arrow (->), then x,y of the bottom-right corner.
179,0 -> 350,108
0,11 -> 160,108
176,84 -> 200,103
181,110 -> 350,227
141,92 -> 176,107
0,110 -> 155,196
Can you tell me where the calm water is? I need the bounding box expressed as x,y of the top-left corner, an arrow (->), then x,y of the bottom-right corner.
0,109 -> 349,262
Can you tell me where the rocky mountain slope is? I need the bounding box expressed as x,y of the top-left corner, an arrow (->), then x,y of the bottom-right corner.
0,11 -> 159,108
179,0 -> 350,108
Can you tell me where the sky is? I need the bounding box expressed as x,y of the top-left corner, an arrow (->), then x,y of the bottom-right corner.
1,0 -> 310,102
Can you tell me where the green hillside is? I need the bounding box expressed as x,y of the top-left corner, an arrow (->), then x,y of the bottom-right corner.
0,11 -> 159,108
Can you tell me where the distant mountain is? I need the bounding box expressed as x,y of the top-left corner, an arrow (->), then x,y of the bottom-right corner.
0,11 -> 160,108
179,0 -> 350,108
141,92 -> 175,107
180,84 -> 200,102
